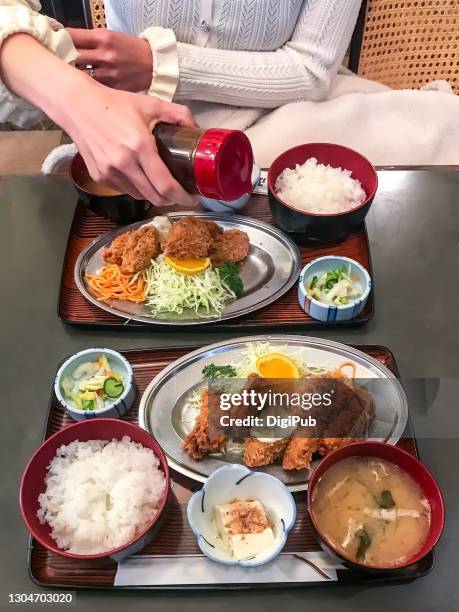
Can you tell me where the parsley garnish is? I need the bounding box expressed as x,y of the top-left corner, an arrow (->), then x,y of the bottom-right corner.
202,364 -> 237,380
218,263 -> 244,299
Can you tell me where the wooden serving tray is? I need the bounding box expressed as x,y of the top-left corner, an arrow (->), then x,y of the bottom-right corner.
57,195 -> 374,330
29,344 -> 433,590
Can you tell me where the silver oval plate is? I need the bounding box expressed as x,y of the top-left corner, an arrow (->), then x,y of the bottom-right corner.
75,212 -> 301,325
138,335 -> 409,491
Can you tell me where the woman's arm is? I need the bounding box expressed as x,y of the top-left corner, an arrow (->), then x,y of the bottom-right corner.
0,33 -> 197,205
0,0 -> 77,126
174,0 -> 361,107
1,33 -> 79,125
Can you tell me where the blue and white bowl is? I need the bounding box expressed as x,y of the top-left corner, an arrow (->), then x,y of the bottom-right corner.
187,464 -> 296,567
54,348 -> 135,421
199,164 -> 261,213
298,255 -> 371,322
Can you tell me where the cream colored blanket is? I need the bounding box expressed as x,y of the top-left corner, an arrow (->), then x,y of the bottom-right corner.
190,71 -> 459,167
42,71 -> 459,173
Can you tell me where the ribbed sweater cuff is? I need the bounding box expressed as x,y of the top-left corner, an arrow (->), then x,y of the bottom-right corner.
139,26 -> 179,101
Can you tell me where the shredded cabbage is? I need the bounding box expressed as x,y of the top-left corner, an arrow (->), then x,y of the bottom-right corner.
184,388 -> 204,420
183,343 -> 328,414
145,257 -> 236,318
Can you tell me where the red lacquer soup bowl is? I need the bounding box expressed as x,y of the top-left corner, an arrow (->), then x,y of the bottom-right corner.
307,441 -> 444,572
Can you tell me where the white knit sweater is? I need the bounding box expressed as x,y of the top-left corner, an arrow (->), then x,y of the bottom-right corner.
0,0 -> 361,126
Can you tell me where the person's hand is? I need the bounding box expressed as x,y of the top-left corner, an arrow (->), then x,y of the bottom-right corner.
57,78 -> 198,206
67,28 -> 153,92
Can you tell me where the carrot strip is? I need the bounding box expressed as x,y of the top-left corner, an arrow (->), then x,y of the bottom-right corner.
321,361 -> 357,380
338,361 -> 357,378
85,264 -> 147,303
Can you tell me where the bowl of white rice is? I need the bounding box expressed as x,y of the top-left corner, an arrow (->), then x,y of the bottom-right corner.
20,419 -> 170,561
268,143 -> 377,243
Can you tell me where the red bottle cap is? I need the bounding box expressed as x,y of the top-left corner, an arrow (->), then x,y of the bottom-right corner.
194,129 -> 254,201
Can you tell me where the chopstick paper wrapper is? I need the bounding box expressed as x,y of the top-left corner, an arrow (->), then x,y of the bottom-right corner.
253,169 -> 268,195
114,551 -> 344,586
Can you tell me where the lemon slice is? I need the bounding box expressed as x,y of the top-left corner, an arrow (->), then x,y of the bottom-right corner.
164,256 -> 210,275
256,353 -> 300,379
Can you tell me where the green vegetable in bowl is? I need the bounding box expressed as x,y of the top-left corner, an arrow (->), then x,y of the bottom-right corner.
104,377 -> 124,398
306,265 -> 363,306
375,489 -> 396,509
61,354 -> 125,411
356,527 -> 372,561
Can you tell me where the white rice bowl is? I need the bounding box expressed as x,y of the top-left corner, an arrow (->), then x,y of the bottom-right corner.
37,436 -> 166,555
275,157 -> 366,214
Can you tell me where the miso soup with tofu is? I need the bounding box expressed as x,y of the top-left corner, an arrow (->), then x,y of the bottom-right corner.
310,457 -> 431,568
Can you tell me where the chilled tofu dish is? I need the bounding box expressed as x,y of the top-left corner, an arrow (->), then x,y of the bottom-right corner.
214,498 -> 275,560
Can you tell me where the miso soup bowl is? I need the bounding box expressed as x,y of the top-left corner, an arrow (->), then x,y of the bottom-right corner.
268,143 -> 378,244
307,441 -> 444,572
70,153 -> 151,223
19,419 -> 170,562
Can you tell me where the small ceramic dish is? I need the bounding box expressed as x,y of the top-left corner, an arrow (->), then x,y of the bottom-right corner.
199,164 -> 261,213
298,255 -> 371,322
187,464 -> 296,567
54,348 -> 135,421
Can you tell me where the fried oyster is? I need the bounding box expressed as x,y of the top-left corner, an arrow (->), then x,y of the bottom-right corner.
103,225 -> 160,275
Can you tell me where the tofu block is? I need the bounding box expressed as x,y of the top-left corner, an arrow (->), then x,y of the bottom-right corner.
214,499 -> 275,560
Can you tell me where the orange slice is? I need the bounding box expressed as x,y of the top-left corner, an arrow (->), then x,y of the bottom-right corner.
164,255 -> 210,275
256,353 -> 300,379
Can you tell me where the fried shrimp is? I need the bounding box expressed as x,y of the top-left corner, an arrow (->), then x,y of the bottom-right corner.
182,389 -> 226,460
282,437 -> 320,470
243,438 -> 289,467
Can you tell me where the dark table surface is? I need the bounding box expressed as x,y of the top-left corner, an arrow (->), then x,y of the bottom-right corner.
1,171 -> 458,612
